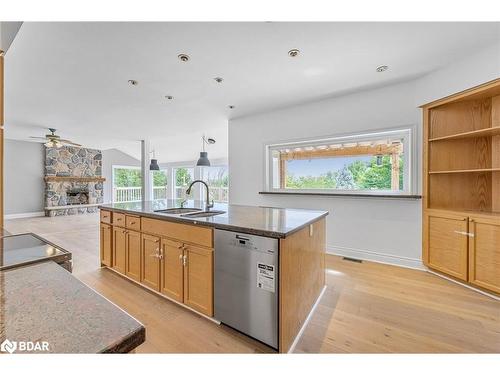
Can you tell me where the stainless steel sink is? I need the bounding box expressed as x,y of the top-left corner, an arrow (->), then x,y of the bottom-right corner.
181,210 -> 226,218
154,208 -> 202,214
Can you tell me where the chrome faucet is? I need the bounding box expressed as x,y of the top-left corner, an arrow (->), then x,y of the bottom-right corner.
186,180 -> 214,211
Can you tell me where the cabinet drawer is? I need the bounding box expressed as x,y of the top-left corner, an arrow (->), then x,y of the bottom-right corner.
142,218 -> 213,248
126,215 -> 141,231
113,212 -> 126,227
100,210 -> 112,224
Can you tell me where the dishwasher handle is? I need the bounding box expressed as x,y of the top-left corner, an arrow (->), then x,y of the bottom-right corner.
235,234 -> 251,241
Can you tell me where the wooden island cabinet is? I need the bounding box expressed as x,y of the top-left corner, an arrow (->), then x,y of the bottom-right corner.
99,204 -> 327,353
99,210 -> 215,317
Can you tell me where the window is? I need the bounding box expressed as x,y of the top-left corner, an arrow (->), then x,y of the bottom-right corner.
152,170 -> 168,200
202,166 -> 229,203
265,127 -> 414,195
173,167 -> 194,200
112,166 -> 142,203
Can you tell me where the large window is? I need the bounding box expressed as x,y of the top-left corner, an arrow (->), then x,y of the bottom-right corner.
266,128 -> 414,195
112,166 -> 142,202
173,167 -> 194,200
202,166 -> 229,203
152,170 -> 168,200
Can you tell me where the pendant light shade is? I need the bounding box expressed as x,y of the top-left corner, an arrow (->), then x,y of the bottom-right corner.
196,151 -> 211,167
149,158 -> 160,171
196,135 -> 215,167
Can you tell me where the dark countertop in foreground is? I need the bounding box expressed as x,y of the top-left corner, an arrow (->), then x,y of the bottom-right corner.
99,200 -> 328,239
0,261 -> 145,353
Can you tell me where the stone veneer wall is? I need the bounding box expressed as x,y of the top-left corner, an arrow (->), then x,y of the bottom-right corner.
45,146 -> 104,216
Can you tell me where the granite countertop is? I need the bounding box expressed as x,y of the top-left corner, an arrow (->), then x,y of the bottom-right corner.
0,261 -> 145,353
99,200 -> 329,238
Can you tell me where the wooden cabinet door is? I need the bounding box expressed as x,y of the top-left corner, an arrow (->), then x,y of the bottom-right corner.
125,230 -> 141,282
160,239 -> 184,302
425,212 -> 469,281
100,223 -> 112,267
183,244 -> 213,316
468,216 -> 500,293
141,233 -> 161,291
112,226 -> 127,274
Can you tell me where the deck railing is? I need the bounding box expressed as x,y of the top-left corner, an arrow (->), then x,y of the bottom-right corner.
174,186 -> 228,202
113,186 -> 228,203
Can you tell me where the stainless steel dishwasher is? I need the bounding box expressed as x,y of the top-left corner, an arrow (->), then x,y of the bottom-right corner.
214,229 -> 279,349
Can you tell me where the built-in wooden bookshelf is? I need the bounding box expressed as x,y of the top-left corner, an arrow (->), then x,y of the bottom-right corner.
422,79 -> 500,294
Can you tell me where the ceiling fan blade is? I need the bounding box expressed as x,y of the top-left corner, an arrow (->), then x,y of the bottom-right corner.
59,139 -> 82,147
29,136 -> 48,140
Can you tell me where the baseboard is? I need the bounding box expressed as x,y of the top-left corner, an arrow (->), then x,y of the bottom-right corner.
288,285 -> 327,354
4,211 -> 45,220
427,270 -> 500,301
327,245 -> 425,271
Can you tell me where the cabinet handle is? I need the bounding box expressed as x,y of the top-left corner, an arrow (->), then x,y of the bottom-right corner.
130,221 -> 136,225
179,254 -> 183,261
182,255 -> 187,267
454,230 -> 475,237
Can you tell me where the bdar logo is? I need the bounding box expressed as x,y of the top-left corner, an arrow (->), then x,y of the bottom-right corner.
1,339 -> 17,354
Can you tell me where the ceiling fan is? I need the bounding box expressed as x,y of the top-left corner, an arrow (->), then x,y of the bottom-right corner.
30,128 -> 82,148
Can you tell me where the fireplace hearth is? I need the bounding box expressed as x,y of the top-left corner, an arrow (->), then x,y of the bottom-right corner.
44,146 -> 105,216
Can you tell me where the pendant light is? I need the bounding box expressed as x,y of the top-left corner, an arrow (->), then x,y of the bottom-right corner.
149,150 -> 160,171
196,135 -> 216,167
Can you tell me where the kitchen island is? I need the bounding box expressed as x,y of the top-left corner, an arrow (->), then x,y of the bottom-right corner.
99,200 -> 328,353
0,232 -> 145,354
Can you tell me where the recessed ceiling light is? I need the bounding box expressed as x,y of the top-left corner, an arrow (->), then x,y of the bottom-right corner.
376,65 -> 389,73
214,77 -> 224,83
288,49 -> 300,57
165,95 -> 174,100
228,105 -> 235,109
128,79 -> 138,86
178,54 -> 190,62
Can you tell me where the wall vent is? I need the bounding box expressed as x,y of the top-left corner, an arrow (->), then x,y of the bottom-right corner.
342,257 -> 362,263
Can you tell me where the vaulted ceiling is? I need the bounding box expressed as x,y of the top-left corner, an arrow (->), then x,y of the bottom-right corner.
4,22 -> 499,161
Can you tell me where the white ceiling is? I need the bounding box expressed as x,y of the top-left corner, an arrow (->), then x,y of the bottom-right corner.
4,22 -> 500,162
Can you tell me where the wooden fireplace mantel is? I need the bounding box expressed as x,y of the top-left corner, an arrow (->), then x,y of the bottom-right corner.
44,176 -> 106,183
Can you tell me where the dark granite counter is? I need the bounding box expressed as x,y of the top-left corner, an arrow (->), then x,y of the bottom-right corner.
99,200 -> 328,238
0,261 -> 145,353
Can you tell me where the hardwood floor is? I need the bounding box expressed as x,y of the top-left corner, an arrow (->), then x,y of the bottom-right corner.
5,214 -> 500,353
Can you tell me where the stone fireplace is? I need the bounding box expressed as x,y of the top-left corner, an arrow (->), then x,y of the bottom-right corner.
44,146 -> 105,216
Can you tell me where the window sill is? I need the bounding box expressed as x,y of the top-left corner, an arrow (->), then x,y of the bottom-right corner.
258,191 -> 422,199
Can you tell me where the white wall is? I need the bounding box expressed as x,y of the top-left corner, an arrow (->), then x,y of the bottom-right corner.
102,148 -> 141,203
415,42 -> 500,106
4,139 -> 45,217
229,81 -> 423,269
228,42 -> 500,269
